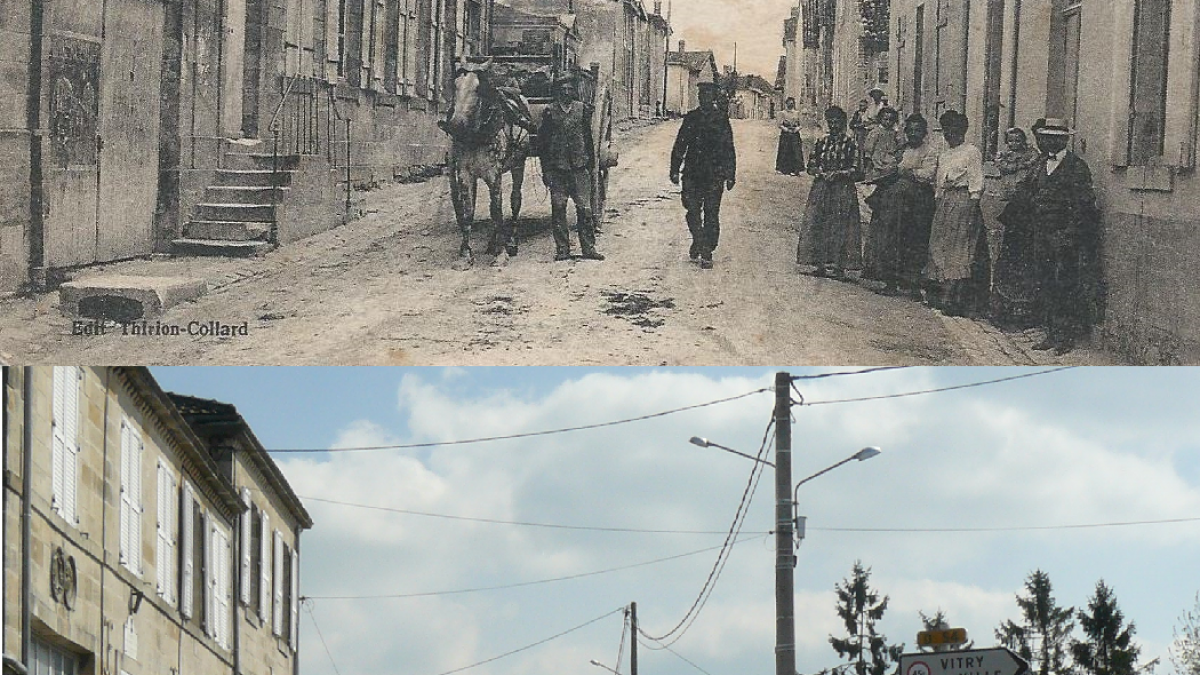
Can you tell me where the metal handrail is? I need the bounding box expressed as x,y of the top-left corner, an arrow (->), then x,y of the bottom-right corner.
267,74 -> 304,244
325,85 -> 352,225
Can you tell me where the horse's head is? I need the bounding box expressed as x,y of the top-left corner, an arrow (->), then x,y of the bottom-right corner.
443,58 -> 495,139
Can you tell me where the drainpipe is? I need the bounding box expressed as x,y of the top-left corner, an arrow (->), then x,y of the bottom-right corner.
21,368 -> 34,667
292,534 -> 300,675
27,0 -> 46,288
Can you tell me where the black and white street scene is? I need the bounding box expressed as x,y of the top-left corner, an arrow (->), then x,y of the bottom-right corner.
1,0 -> 1197,364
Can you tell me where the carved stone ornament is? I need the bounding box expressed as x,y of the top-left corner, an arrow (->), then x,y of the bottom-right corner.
50,547 -> 78,610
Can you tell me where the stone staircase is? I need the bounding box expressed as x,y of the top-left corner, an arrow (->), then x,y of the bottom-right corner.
172,150 -> 300,257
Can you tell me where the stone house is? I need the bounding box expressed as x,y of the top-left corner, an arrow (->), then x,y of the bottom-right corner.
887,0 -> 1200,363
665,42 -> 719,115
0,0 -> 493,293
1,367 -> 312,675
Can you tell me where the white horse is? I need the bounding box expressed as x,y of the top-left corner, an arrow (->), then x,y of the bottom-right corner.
439,60 -> 532,263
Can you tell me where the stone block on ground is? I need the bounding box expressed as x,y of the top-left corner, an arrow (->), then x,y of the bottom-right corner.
59,275 -> 208,322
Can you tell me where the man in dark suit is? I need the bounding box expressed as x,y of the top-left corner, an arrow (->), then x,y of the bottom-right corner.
671,81 -> 737,269
1019,117 -> 1103,354
538,74 -> 603,261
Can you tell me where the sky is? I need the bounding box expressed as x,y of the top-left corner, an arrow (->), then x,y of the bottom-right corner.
149,367 -> 1200,675
667,0 -> 796,80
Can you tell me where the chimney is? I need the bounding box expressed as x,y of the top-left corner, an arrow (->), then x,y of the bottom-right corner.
678,39 -> 685,52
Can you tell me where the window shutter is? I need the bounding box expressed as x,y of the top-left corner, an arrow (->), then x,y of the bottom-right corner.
181,483 -> 195,618
207,521 -> 217,639
63,367 -> 80,524
260,512 -> 271,621
157,462 -> 169,597
1109,0 -> 1136,166
215,526 -> 231,649
51,368 -> 66,516
119,422 -> 132,567
131,432 -> 143,576
241,489 -> 252,605
290,551 -> 299,648
273,530 -> 284,636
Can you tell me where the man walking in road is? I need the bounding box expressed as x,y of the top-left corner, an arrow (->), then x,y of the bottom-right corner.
538,74 -> 604,261
670,81 -> 737,269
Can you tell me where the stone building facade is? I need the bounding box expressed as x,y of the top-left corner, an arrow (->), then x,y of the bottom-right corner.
2,367 -> 312,675
885,0 -> 1200,363
0,0 -> 493,293
665,42 -> 719,115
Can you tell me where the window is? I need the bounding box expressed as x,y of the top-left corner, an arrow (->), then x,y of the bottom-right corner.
156,462 -> 178,605
1061,3 -> 1082,150
982,0 -> 1005,158
51,366 -> 81,526
281,544 -> 294,647
1128,0 -> 1170,164
119,419 -> 143,577
338,0 -> 348,77
30,638 -> 79,675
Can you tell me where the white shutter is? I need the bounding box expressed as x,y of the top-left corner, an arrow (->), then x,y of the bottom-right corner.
214,526 -> 231,649
181,483 -> 195,618
272,530 -> 284,636
119,422 -> 132,567
241,489 -> 252,605
206,521 -> 217,639
156,462 -> 169,597
130,431 -> 143,576
62,367 -> 79,524
290,551 -> 299,648
259,511 -> 271,621
51,368 -> 66,516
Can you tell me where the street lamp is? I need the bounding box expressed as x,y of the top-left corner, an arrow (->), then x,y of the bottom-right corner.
590,661 -> 621,675
792,446 -> 881,505
689,436 -> 777,468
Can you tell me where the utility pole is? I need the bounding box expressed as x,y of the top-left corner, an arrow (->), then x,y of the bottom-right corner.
630,602 -> 638,675
774,372 -> 795,675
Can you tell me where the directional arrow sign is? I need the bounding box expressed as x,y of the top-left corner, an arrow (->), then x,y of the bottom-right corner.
900,647 -> 1028,675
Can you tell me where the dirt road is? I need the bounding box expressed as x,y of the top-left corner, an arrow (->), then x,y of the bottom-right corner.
0,119 -> 1118,365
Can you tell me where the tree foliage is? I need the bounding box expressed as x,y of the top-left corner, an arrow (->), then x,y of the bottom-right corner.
1072,580 -> 1142,675
829,561 -> 904,675
1170,592 -> 1200,675
995,570 -> 1076,675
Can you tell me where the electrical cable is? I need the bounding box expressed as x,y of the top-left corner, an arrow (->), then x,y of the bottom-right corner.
302,533 -> 769,600
639,415 -> 774,646
425,607 -> 627,675
614,606 -> 630,675
636,637 -> 718,675
298,495 -> 770,535
789,366 -> 911,380
810,516 -> 1200,532
265,387 -> 771,453
303,600 -> 345,675
800,367 -> 1077,406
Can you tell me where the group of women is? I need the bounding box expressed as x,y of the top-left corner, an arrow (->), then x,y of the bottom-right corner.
776,98 -> 1044,320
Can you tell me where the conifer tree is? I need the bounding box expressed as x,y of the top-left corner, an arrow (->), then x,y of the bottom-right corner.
1072,580 -> 1142,675
995,570 -> 1076,675
829,561 -> 904,675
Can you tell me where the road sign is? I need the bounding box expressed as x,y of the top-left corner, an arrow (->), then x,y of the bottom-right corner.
900,647 -> 1028,675
917,628 -> 969,647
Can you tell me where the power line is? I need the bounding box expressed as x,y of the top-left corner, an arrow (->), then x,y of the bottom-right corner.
810,516 -> 1200,533
266,388 -> 771,453
801,367 -> 1077,406
302,533 -> 769,600
790,366 -> 911,380
299,495 -> 769,535
640,415 -> 774,646
303,601 -> 344,675
637,637 -> 718,675
426,607 -> 627,675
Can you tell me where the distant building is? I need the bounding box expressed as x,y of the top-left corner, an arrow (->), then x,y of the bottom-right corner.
1,367 -> 312,675
665,41 -> 719,115
725,70 -> 779,119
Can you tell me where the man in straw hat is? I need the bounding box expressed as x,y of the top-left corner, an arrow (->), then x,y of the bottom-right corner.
1006,117 -> 1102,354
670,80 -> 737,270
538,72 -> 604,261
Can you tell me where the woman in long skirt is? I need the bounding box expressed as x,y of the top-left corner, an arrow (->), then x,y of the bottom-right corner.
776,97 -> 805,175
987,127 -> 1043,328
865,113 -> 939,296
924,110 -> 989,315
797,106 -> 862,280
861,106 -> 903,280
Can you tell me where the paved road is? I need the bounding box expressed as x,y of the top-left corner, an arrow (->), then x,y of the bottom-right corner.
0,119 -> 1117,365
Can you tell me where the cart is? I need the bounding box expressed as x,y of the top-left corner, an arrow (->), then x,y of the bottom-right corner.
491,56 -> 619,226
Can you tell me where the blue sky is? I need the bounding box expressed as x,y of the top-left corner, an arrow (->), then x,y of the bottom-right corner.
150,367 -> 1200,675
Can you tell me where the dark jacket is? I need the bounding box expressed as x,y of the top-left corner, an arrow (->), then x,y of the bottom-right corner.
671,106 -> 737,183
1009,152 -> 1099,252
538,101 -> 594,171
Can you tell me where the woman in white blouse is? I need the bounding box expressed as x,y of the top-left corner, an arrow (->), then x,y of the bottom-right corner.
923,110 -> 990,316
